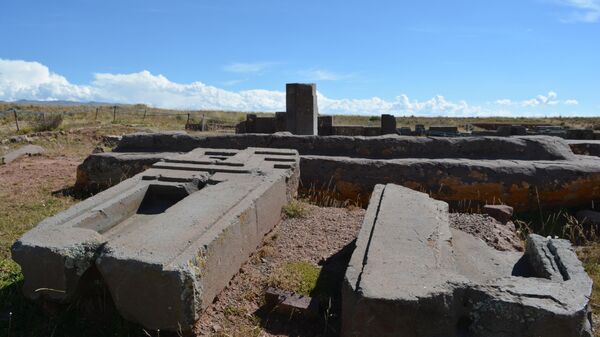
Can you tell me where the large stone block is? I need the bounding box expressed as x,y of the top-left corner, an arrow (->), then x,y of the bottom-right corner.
342,184 -> 592,337
76,132 -> 600,212
0,144 -> 44,165
286,83 -> 318,135
12,147 -> 299,331
380,114 -> 396,134
114,132 -> 576,161
300,155 -> 600,211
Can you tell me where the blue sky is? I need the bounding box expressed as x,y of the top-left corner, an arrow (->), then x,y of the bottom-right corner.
0,0 -> 599,116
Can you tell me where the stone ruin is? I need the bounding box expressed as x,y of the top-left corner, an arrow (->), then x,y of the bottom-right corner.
234,83 -> 600,140
236,83 -> 398,137
13,147 -> 299,330
76,132 -> 600,211
11,84 -> 600,335
344,184 -> 592,337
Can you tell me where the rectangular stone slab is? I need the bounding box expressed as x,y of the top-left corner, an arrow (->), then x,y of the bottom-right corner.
12,147 -> 299,331
342,183 -> 592,337
0,144 -> 44,165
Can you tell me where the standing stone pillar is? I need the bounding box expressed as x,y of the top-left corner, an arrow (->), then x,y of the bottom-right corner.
286,83 -> 318,135
381,114 -> 397,135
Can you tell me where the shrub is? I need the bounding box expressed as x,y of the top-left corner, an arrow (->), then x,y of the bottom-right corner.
282,200 -> 307,218
31,113 -> 63,132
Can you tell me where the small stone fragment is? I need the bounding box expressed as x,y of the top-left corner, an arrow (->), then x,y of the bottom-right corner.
264,287 -> 319,318
483,204 -> 514,224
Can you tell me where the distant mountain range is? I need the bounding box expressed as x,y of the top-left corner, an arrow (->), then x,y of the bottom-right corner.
0,100 -> 125,107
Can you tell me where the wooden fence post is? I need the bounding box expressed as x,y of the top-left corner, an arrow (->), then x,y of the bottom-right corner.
13,109 -> 19,132
143,109 -> 147,121
186,113 -> 191,126
95,107 -> 99,120
201,113 -> 206,132
113,106 -> 117,122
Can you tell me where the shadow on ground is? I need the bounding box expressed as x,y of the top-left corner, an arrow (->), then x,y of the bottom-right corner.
51,186 -> 94,201
0,267 -> 151,337
255,240 -> 356,337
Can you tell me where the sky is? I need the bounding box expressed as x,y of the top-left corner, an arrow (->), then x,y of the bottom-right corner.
0,0 -> 599,116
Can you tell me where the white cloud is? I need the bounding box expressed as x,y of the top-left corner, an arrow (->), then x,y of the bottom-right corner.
493,91 -> 577,108
0,58 -> 586,116
300,69 -> 350,81
565,99 -> 580,105
520,91 -> 559,107
0,59 -> 92,101
554,0 -> 600,23
495,99 -> 512,105
223,62 -> 275,73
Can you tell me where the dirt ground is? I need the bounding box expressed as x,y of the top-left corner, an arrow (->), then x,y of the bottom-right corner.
450,213 -> 523,252
1,126 -> 600,336
196,203 -> 365,337
0,156 -> 80,195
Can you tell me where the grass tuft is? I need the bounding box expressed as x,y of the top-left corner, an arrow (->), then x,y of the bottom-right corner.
282,200 -> 308,218
268,261 -> 321,296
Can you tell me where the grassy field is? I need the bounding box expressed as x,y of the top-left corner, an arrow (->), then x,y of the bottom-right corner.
3,102 -> 600,138
1,105 -> 600,336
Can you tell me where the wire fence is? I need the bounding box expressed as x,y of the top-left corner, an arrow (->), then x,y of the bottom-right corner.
0,106 -> 241,133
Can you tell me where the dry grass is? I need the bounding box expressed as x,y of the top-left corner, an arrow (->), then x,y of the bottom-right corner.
282,200 -> 308,218
577,245 -> 600,335
4,102 -> 600,138
299,182 -> 361,208
0,103 -> 267,138
514,208 -> 599,245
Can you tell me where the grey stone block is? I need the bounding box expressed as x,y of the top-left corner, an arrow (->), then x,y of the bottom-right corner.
300,155 -> 600,212
286,83 -> 318,135
114,132 -> 576,161
342,183 -> 592,337
483,204 -> 513,224
12,147 -> 299,331
0,144 -> 44,165
380,114 -> 396,135
76,150 -> 600,212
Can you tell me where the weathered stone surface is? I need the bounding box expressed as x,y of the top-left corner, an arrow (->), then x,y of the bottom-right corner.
483,204 -> 514,224
300,155 -> 600,211
75,150 -> 600,212
286,83 -> 318,135
342,184 -> 592,337
0,145 -> 44,165
114,132 -> 576,161
380,114 -> 396,134
264,287 -> 319,317
76,152 -> 181,191
101,135 -> 122,147
12,147 -> 299,331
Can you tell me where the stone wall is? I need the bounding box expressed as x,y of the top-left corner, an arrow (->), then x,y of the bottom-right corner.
75,132 -> 600,212
300,156 -> 600,211
114,132 -> 575,161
